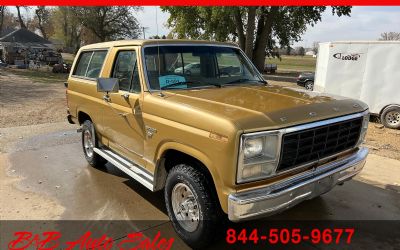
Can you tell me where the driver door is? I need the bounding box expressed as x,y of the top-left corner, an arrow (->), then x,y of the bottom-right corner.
101,47 -> 146,166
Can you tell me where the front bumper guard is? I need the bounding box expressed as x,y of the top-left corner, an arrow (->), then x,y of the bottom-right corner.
228,147 -> 369,221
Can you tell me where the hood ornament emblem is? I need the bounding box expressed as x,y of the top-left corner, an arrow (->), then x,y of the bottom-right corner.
333,107 -> 340,112
353,103 -> 360,108
309,112 -> 317,117
280,117 -> 287,122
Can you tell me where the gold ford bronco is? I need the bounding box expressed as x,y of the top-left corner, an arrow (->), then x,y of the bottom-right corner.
66,40 -> 369,247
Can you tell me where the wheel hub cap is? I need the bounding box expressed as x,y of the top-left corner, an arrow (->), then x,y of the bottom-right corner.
386,111 -> 400,126
83,130 -> 94,158
171,183 -> 200,232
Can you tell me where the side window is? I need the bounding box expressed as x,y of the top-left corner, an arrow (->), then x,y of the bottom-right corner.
73,50 -> 107,78
73,52 -> 92,76
86,51 -> 107,78
112,50 -> 141,92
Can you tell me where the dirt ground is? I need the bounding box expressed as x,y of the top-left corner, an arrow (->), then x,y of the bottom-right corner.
0,68 -> 67,128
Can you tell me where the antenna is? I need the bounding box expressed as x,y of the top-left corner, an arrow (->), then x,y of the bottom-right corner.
155,7 -> 159,37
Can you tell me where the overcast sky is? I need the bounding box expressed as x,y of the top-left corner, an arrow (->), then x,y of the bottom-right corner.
137,6 -> 400,47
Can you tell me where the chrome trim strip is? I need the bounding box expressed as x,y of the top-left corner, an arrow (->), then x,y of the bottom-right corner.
229,147 -> 368,221
237,110 -> 369,183
282,110 -> 369,134
93,148 -> 154,191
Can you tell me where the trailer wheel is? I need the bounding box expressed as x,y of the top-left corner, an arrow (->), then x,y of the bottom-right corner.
381,106 -> 400,129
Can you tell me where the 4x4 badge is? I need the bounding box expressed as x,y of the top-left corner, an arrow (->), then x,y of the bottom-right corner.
145,126 -> 157,138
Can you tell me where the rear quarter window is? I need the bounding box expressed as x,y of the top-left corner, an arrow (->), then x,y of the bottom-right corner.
73,50 -> 108,78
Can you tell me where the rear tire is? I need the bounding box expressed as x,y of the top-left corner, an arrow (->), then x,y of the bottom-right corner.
81,120 -> 106,168
381,106 -> 400,129
164,164 -> 222,248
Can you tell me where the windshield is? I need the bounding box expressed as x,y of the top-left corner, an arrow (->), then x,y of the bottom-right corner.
143,45 -> 264,90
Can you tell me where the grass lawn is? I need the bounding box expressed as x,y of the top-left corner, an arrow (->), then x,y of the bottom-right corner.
265,55 -> 316,72
61,53 -> 76,64
4,68 -> 68,84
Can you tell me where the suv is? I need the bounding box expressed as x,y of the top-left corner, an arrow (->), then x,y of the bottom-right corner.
66,40 -> 369,248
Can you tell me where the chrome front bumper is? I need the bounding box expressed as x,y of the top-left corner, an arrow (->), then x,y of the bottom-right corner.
228,147 -> 369,221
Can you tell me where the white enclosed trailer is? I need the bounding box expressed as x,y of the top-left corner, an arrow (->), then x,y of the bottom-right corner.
314,41 -> 400,129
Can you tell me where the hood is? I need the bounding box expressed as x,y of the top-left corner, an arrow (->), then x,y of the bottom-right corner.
161,85 -> 368,132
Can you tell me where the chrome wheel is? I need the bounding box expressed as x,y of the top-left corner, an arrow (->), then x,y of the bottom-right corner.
305,81 -> 313,90
83,129 -> 94,158
385,111 -> 400,126
171,183 -> 200,232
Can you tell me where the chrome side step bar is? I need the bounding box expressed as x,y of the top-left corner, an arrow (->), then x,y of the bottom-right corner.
93,148 -> 154,191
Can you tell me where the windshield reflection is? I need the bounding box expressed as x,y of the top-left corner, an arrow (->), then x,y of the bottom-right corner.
143,45 -> 264,90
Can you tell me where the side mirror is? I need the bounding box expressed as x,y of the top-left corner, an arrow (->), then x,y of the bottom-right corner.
97,78 -> 119,93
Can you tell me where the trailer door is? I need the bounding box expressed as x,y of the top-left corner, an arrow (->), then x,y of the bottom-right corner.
324,43 -> 368,100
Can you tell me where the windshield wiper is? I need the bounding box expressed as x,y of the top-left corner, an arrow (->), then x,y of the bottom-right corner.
224,78 -> 267,85
160,81 -> 222,90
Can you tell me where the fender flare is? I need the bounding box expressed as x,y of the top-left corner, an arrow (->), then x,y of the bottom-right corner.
153,141 -> 222,195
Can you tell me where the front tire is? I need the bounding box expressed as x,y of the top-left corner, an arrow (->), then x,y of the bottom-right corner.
81,120 -> 106,168
165,164 -> 222,248
305,80 -> 314,91
381,106 -> 400,129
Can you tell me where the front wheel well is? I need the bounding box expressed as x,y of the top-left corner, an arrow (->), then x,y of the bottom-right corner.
154,149 -> 215,192
78,111 -> 92,125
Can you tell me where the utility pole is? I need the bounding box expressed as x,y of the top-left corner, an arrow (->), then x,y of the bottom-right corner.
142,27 -> 149,39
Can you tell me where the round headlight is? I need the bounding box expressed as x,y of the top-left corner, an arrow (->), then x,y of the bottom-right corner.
244,137 -> 263,158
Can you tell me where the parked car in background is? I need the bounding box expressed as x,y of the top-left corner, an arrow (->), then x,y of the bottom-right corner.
174,62 -> 201,75
264,63 -> 277,74
297,72 -> 315,90
52,63 -> 71,73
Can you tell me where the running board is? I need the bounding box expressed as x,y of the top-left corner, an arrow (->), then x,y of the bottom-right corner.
93,148 -> 154,191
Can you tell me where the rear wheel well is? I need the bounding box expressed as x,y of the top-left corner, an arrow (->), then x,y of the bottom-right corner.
78,112 -> 91,125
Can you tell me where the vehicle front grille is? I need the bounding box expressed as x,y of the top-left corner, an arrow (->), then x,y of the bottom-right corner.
277,117 -> 363,172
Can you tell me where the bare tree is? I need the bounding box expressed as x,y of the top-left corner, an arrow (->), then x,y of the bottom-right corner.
34,7 -> 53,40
57,7 -> 82,52
379,32 -> 400,41
296,46 -> 305,56
0,6 -> 5,33
312,41 -> 320,54
15,6 -> 27,29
